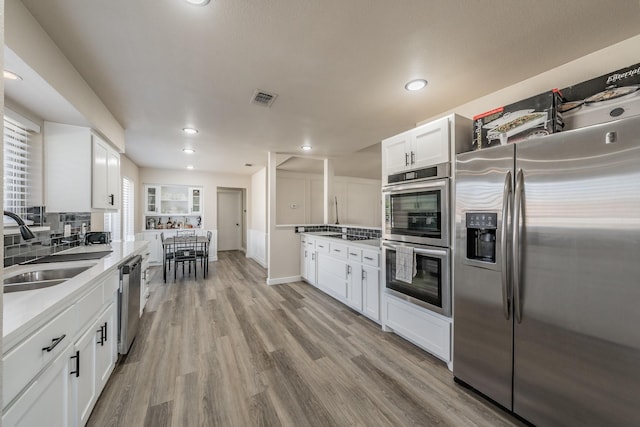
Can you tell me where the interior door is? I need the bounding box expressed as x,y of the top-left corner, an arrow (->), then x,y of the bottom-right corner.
513,118 -> 640,426
217,190 -> 242,251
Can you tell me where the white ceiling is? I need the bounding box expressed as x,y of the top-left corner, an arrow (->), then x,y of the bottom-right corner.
10,0 -> 640,178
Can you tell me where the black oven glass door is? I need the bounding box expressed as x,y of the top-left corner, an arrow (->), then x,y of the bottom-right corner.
383,243 -> 450,316
384,178 -> 449,246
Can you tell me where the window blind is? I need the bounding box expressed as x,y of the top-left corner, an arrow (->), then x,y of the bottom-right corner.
3,116 -> 30,217
123,177 -> 135,241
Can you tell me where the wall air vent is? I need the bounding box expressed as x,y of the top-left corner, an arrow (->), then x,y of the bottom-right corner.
251,89 -> 278,107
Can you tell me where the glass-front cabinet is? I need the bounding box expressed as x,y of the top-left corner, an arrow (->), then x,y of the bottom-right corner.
145,185 -> 160,214
189,187 -> 202,214
143,184 -> 204,229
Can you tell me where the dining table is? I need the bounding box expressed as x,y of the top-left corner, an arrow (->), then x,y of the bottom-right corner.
162,234 -> 210,281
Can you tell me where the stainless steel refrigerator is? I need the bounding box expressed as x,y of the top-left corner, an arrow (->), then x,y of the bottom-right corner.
453,115 -> 640,426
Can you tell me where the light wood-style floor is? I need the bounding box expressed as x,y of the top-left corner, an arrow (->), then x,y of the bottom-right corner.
87,251 -> 522,427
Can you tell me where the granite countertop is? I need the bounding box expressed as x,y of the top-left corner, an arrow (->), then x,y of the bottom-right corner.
301,232 -> 381,249
3,240 -> 149,351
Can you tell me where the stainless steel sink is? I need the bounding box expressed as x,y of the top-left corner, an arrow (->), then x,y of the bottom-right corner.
3,266 -> 92,293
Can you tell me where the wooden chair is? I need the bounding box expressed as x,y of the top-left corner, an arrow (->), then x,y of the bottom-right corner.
173,235 -> 198,279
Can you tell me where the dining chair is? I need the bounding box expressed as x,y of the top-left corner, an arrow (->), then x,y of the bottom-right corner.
173,235 -> 198,279
161,232 -> 174,283
195,231 -> 212,277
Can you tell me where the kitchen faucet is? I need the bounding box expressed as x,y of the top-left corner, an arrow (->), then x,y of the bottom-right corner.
4,210 -> 35,240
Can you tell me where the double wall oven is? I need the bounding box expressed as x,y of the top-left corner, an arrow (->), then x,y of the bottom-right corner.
382,163 -> 452,316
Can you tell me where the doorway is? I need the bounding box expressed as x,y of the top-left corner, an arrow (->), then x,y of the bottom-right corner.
217,188 -> 245,251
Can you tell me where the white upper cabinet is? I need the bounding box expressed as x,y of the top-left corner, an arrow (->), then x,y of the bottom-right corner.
144,185 -> 161,214
45,122 -> 121,212
382,116 -> 450,177
188,187 -> 202,214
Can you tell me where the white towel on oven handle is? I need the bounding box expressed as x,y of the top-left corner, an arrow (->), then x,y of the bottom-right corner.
395,245 -> 415,284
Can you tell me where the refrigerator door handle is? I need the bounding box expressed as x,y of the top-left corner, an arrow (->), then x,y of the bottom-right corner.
501,170 -> 512,320
513,168 -> 524,323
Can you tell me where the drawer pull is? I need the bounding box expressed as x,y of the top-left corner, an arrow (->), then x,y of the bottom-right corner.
42,334 -> 66,352
364,256 -> 374,261
318,244 -> 325,248
349,252 -> 358,256
70,350 -> 80,378
334,249 -> 341,253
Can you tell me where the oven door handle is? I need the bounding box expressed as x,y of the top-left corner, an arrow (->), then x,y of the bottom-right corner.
383,242 -> 448,258
382,178 -> 447,194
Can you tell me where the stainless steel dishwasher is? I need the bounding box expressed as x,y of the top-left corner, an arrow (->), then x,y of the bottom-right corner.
118,255 -> 142,354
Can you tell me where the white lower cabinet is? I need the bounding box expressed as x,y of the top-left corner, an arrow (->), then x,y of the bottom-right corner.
3,344 -> 75,427
3,274 -> 120,427
74,302 -> 117,427
362,265 -> 380,321
346,260 -> 363,311
317,254 -> 348,299
382,293 -> 451,368
302,235 -> 381,324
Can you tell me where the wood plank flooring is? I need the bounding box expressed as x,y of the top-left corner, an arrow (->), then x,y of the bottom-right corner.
87,251 -> 523,427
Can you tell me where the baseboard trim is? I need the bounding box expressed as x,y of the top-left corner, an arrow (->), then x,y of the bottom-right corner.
247,254 -> 267,268
266,275 -> 301,286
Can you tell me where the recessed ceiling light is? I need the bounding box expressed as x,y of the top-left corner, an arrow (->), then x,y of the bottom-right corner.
405,79 -> 428,91
301,145 -> 312,151
183,148 -> 195,154
182,127 -> 198,135
4,70 -> 22,81
186,165 -> 195,170
185,0 -> 211,5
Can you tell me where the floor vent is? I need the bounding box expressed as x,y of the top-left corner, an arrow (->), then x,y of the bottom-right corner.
251,89 -> 278,107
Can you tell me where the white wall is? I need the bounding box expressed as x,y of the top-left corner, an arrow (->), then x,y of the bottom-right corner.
248,168 -> 267,267
276,171 -> 381,227
139,168 -> 250,231
5,0 -> 125,152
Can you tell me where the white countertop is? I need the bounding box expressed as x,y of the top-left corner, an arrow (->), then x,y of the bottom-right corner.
3,240 -> 149,351
301,232 -> 381,249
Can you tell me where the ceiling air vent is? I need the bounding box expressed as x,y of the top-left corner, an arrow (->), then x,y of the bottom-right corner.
251,89 -> 278,107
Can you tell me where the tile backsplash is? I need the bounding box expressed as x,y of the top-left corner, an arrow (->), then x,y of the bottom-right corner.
3,209 -> 91,267
294,224 -> 381,239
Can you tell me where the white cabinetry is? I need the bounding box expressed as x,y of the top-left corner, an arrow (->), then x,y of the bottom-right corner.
382,115 -> 472,184
140,231 -> 162,264
45,122 -> 120,212
301,236 -> 318,285
3,344 -> 75,427
3,271 -> 120,427
382,117 -> 450,176
144,185 -> 161,214
189,187 -> 202,214
382,293 -> 452,368
302,235 -> 381,323
143,184 -> 204,229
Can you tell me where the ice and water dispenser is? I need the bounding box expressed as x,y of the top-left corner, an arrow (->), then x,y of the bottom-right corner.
466,212 -> 497,263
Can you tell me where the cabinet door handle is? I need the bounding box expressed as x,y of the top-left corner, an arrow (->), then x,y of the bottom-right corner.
70,350 -> 80,378
109,194 -> 115,205
42,334 -> 66,352
312,253 -> 315,261
349,252 -> 358,257
405,152 -> 409,166
334,249 -> 341,253
304,250 -> 308,258
364,256 -> 374,261
97,326 -> 104,346
362,270 -> 366,280
411,151 -> 415,165
104,322 -> 108,343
